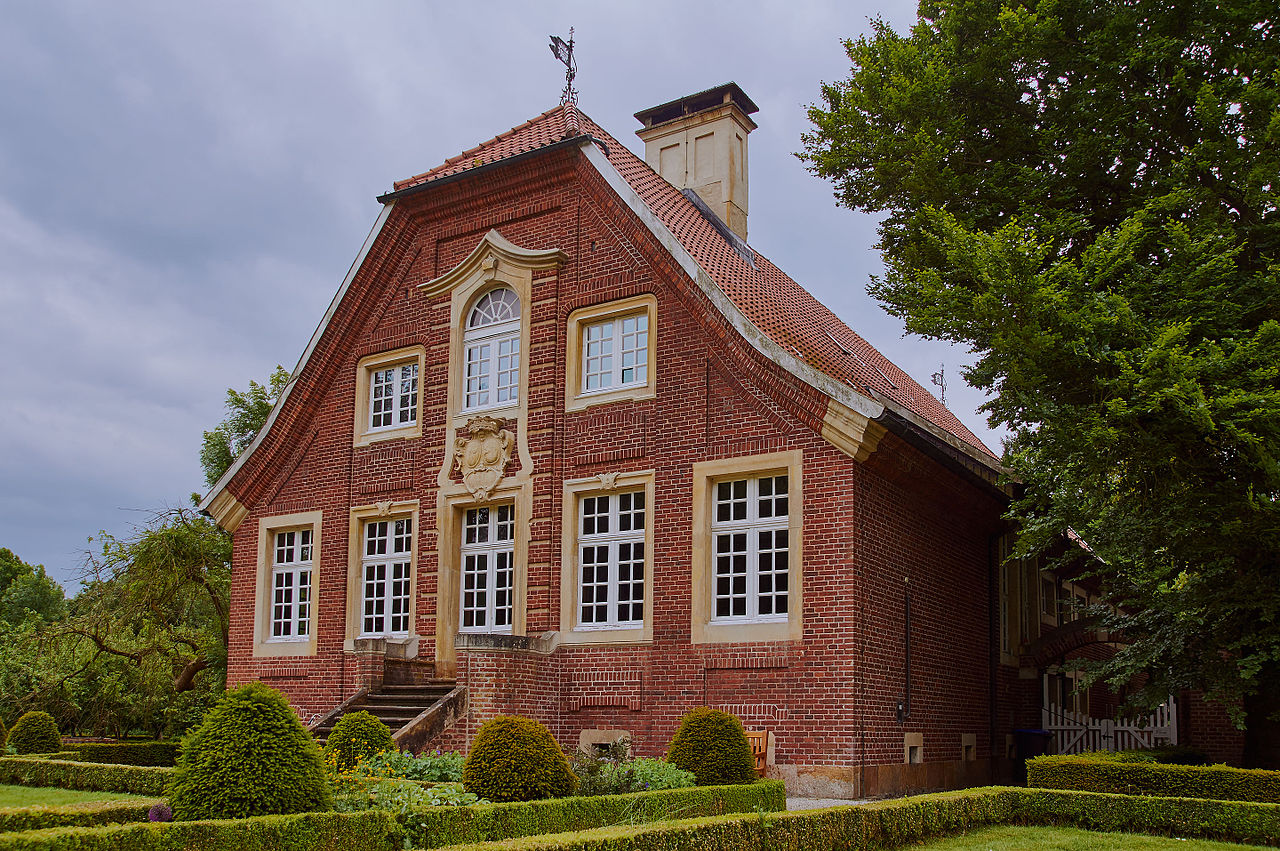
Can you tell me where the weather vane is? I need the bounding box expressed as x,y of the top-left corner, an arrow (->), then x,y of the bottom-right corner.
548,28 -> 578,106
930,364 -> 947,406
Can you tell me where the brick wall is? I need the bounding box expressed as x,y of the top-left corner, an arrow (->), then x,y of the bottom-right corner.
224,144 -> 1013,797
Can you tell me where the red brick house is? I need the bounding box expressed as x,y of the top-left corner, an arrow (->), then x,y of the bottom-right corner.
199,84 -> 1159,796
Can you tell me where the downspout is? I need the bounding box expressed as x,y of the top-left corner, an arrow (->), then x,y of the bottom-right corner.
988,529 -> 1000,784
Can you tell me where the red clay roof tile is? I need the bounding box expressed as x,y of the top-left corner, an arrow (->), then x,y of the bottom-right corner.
395,105 -> 996,458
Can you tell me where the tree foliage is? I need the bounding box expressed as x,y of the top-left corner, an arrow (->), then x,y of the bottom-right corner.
802,0 -> 1279,760
199,365 -> 288,488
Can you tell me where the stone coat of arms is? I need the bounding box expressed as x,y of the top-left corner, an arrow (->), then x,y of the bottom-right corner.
453,416 -> 514,501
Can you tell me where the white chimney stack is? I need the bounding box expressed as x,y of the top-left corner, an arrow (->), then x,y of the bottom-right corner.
635,83 -> 759,242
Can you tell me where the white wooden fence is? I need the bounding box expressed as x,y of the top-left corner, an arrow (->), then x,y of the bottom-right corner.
1042,698 -> 1178,754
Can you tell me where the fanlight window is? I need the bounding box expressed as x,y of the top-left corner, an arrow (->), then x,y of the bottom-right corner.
463,288 -> 521,410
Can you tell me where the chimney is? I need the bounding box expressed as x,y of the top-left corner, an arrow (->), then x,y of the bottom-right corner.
635,83 -> 759,241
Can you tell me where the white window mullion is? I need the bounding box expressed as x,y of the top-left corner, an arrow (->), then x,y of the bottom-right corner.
361,517 -> 413,638
460,505 -> 514,634
271,528 -> 313,641
711,475 -> 788,624
576,491 -> 645,630
581,313 -> 648,395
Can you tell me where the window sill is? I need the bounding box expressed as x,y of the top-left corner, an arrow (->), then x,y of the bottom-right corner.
561,625 -> 649,645
253,637 -> 317,658
693,618 -> 798,645
355,423 -> 420,448
566,385 -> 656,413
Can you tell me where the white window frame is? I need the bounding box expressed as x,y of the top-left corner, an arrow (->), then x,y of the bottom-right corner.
709,474 -> 790,624
360,516 -> 413,638
270,528 -> 313,642
368,361 -> 419,432
459,504 -> 515,634
581,312 -> 649,395
576,490 -> 646,631
463,288 -> 521,412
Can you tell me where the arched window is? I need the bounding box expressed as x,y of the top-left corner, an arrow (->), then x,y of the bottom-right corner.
463,287 -> 521,410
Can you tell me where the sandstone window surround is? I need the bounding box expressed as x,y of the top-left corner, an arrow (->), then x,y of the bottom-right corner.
458,503 -> 515,635
253,510 -> 322,658
690,451 -> 803,645
462,287 -> 521,412
565,294 -> 658,412
353,346 -> 426,447
559,470 -> 656,645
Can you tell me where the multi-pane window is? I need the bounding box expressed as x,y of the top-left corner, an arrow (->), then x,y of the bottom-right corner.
577,491 -> 645,629
460,505 -> 514,633
464,288 -> 520,410
582,313 -> 648,393
711,474 -> 789,622
271,529 -> 313,640
361,517 -> 412,637
369,362 -> 418,430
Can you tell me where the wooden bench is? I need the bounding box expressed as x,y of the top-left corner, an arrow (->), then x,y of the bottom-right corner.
744,730 -> 768,777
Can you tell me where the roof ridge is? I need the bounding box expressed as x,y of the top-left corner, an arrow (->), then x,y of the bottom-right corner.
393,104 -> 567,191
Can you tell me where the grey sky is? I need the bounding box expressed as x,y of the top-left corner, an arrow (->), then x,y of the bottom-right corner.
0,1 -> 1004,588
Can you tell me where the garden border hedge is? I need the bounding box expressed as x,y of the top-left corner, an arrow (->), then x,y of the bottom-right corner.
60,742 -> 180,768
423,786 -> 1280,851
1027,754 -> 1280,803
0,759 -> 172,797
402,779 -> 786,848
0,810 -> 399,851
0,798 -> 163,833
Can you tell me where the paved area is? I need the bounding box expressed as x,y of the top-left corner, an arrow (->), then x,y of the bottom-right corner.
786,797 -> 869,810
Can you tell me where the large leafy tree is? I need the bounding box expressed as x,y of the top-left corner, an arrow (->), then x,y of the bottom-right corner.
200,365 -> 289,488
802,0 -> 1279,763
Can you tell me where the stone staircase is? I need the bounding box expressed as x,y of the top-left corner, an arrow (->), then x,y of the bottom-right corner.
310,662 -> 466,751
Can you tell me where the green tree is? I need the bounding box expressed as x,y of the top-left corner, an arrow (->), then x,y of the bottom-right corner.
0,550 -> 65,624
802,1 -> 1279,763
200,365 -> 288,488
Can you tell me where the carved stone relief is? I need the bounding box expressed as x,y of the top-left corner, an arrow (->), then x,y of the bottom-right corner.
453,416 -> 514,501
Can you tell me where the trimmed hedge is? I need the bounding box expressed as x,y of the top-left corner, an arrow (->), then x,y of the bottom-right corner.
0,810 -> 399,851
0,799 -> 162,833
1027,753 -> 1280,802
422,786 -> 1280,851
61,742 -> 180,767
402,779 -> 786,848
0,758 -> 172,797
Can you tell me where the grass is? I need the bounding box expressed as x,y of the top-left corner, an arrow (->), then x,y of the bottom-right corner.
0,783 -> 151,807
912,825 -> 1276,851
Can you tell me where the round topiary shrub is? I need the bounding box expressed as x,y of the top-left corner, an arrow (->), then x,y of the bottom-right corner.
168,682 -> 331,820
8,711 -> 61,754
323,710 -> 394,772
666,707 -> 756,786
462,715 -> 575,802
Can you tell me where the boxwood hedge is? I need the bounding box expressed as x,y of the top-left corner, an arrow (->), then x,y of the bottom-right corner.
0,758 -> 172,797
416,787 -> 1280,851
0,799 -> 162,833
1027,753 -> 1280,803
61,742 -> 180,767
403,779 -> 786,848
0,810 -> 399,851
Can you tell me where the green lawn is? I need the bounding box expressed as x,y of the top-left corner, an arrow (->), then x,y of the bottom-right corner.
913,826 -> 1274,851
0,784 -> 152,808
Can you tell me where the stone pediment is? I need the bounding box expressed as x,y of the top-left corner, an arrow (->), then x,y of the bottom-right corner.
418,229 -> 566,298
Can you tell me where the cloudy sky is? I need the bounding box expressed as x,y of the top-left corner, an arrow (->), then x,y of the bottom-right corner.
0,1 -> 1004,589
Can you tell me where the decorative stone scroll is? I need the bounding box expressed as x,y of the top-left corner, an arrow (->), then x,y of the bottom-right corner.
453,416 -> 514,501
